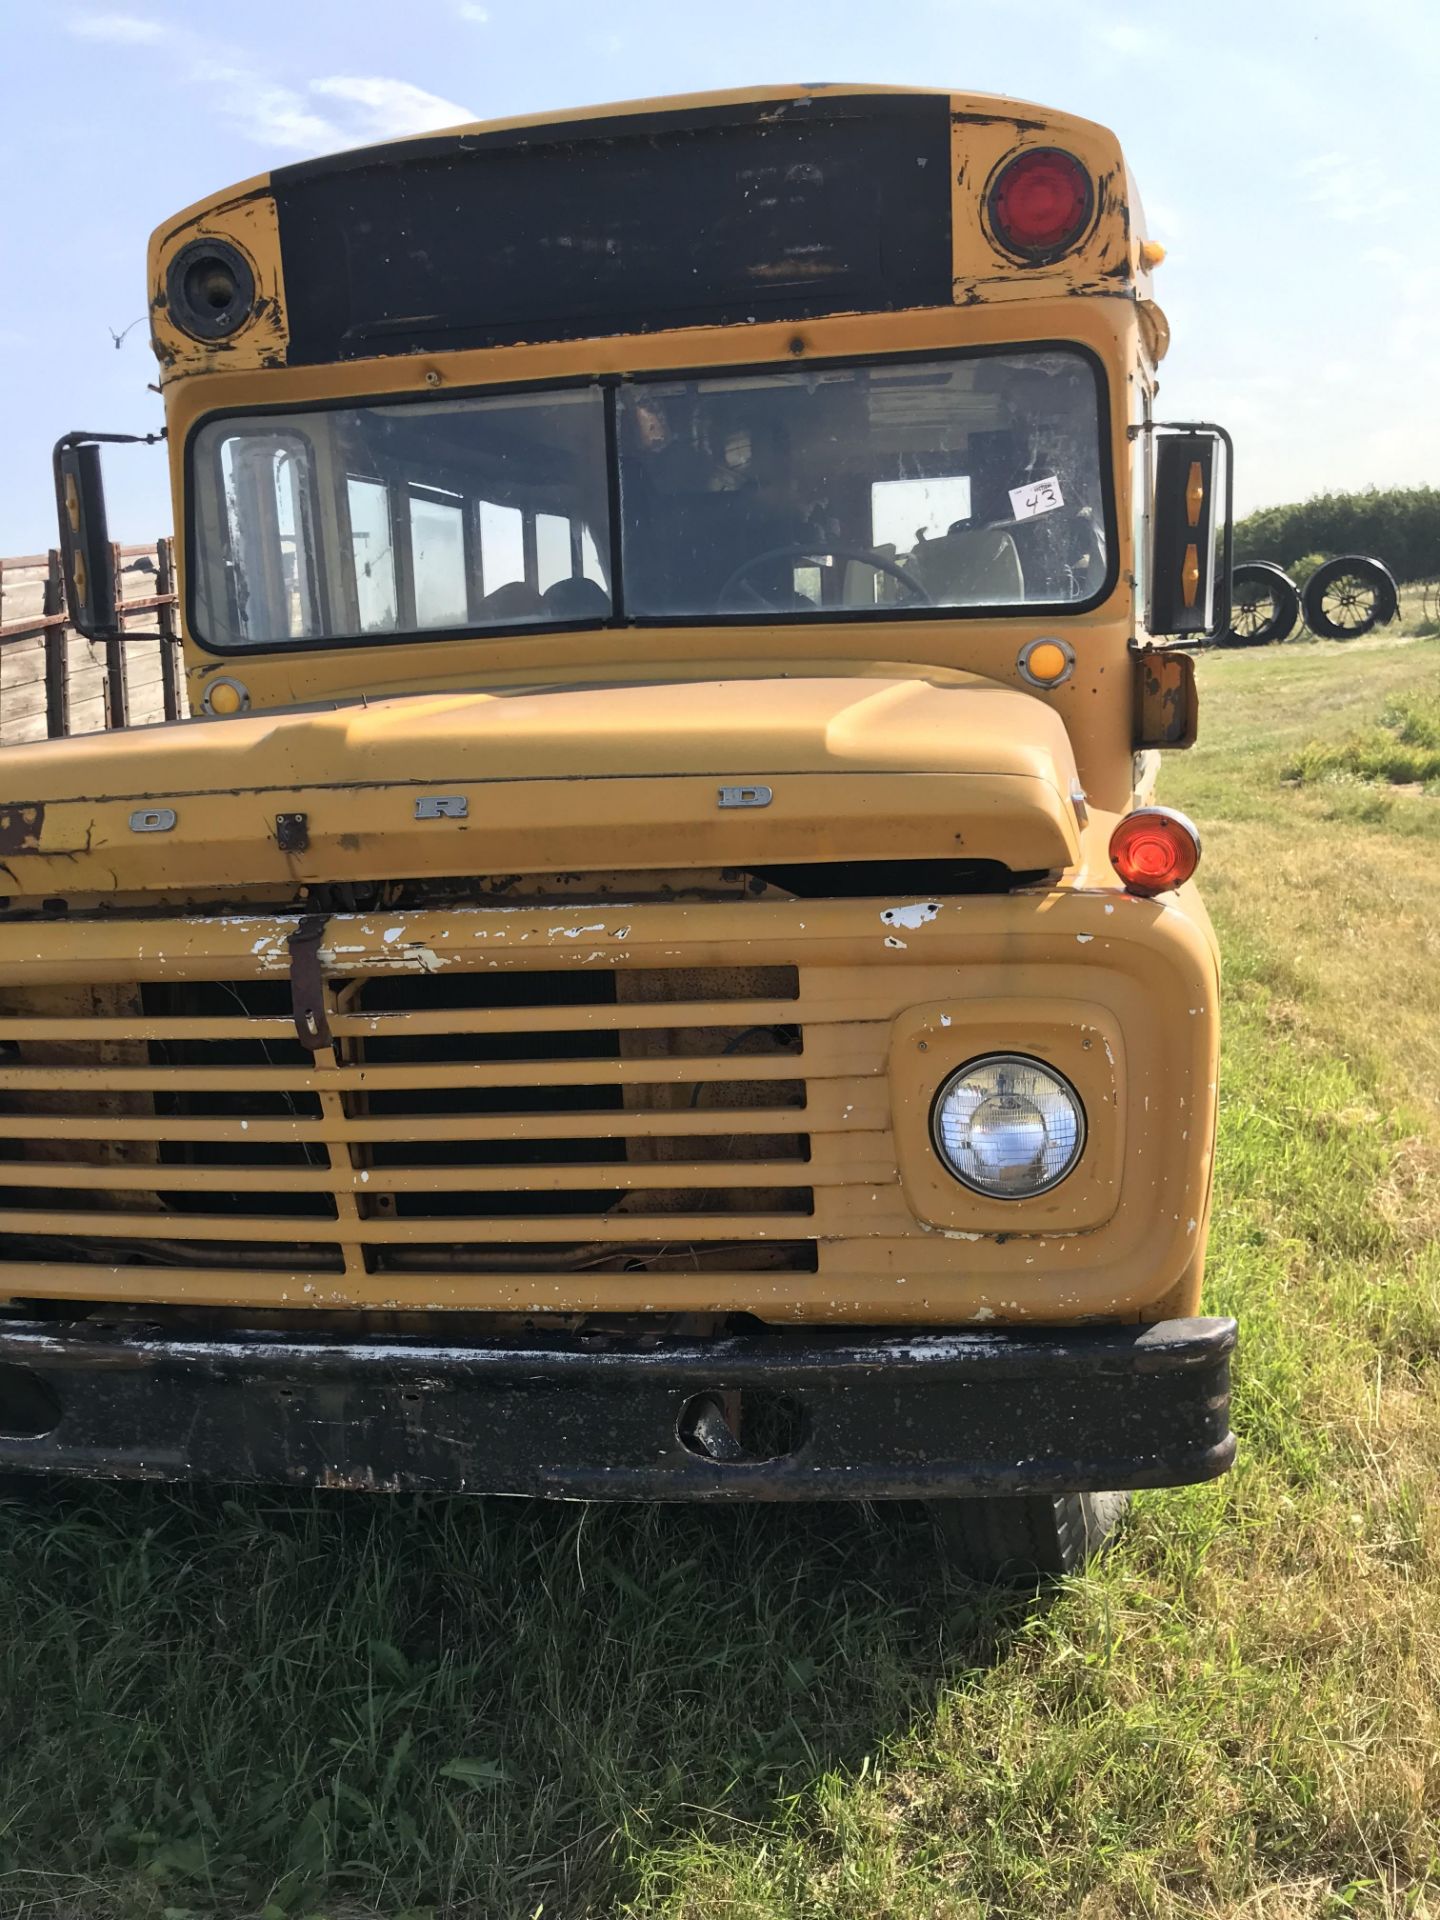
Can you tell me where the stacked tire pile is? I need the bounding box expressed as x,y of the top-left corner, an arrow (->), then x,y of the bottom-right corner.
1225,556 -> 1398,646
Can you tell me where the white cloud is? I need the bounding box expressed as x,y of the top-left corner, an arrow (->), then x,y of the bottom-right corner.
309,76 -> 473,140
182,58 -> 472,154
251,86 -> 349,153
456,2 -> 489,19
187,58 -> 345,152
1295,152 -> 1408,225
66,11 -> 162,42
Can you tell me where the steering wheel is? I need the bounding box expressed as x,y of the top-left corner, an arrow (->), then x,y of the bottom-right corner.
715,544 -> 933,612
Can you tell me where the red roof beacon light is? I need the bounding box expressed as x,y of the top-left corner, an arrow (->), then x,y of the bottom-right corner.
1108,808 -> 1201,896
987,148 -> 1095,263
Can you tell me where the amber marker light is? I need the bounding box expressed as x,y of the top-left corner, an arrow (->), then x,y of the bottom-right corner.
1018,636 -> 1075,687
203,677 -> 250,716
1109,807 -> 1201,896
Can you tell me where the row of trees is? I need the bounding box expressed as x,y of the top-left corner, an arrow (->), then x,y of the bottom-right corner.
1234,486 -> 1440,583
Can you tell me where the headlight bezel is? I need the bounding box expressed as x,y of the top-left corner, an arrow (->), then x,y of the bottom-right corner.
929,1051 -> 1087,1200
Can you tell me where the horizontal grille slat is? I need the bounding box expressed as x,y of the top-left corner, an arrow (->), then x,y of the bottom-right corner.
0,1261 -> 851,1304
0,1086 -> 881,1143
0,1157 -> 870,1193
0,998 -> 843,1043
0,1048 -> 859,1093
0,1207 -> 820,1244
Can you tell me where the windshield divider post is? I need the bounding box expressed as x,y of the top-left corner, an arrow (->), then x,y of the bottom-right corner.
392,482 -> 418,631
601,377 -> 627,621
462,498 -> 486,624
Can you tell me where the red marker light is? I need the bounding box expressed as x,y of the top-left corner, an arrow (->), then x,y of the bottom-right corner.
1109,808 -> 1201,896
988,148 -> 1094,262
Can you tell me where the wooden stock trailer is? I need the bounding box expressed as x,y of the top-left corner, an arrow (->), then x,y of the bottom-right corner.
0,539 -> 182,745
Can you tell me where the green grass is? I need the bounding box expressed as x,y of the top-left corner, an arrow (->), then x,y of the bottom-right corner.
1286,683 -> 1440,791
1393,580 -> 1437,638
4,639 -> 1440,1918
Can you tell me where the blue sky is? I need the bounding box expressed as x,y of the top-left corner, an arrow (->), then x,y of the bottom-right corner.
1,0 -> 1435,551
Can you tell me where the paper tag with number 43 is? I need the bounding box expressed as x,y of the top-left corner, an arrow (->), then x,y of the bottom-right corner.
1009,476 -> 1064,520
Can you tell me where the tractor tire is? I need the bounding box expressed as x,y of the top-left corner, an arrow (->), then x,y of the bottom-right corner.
1301,555 -> 1398,639
1225,562 -> 1300,647
928,1490 -> 1131,1582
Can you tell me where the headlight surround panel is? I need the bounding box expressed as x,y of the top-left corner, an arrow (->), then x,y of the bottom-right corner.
888,999 -> 1126,1235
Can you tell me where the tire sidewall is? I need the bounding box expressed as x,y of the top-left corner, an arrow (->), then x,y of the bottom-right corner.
1301,555 -> 1398,640
1226,563 -> 1300,647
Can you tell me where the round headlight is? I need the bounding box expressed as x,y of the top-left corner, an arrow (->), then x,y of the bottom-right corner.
931,1054 -> 1085,1198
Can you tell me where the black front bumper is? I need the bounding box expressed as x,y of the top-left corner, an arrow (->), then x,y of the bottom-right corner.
0,1316 -> 1236,1498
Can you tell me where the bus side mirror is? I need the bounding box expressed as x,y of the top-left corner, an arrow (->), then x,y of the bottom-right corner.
1147,426 -> 1232,639
53,437 -> 121,641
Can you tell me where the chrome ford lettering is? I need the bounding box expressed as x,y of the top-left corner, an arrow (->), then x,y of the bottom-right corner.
129,808 -> 177,834
717,784 -> 773,810
415,795 -> 469,820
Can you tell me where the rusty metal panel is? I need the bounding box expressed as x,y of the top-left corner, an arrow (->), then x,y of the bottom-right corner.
0,804 -> 45,854
1133,645 -> 1199,750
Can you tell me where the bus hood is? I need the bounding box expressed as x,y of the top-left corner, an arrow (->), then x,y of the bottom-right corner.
0,673 -> 1084,896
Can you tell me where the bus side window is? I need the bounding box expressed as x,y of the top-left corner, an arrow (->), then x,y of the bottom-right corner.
222,435 -> 320,641
409,489 -> 468,628
871,475 -> 974,549
478,501 -> 525,596
536,512 -> 572,593
274,451 -> 319,636
347,476 -> 398,632
535,513 -> 609,593
579,526 -> 606,587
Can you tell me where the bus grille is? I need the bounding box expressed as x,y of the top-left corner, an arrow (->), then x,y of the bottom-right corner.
0,965 -> 840,1288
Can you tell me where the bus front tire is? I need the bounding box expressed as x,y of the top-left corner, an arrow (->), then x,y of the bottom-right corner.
927,1490 -> 1131,1582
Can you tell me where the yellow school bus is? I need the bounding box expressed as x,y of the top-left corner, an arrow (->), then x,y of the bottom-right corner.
9,85 -> 1234,1577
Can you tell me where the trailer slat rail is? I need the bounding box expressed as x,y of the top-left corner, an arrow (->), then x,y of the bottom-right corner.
0,541 -> 181,743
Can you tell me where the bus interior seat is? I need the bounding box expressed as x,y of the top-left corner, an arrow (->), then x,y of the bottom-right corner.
904,527 -> 1026,604
481,580 -> 549,619
542,576 -> 612,619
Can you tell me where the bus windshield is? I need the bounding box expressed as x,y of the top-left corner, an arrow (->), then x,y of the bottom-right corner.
188,348 -> 1110,650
